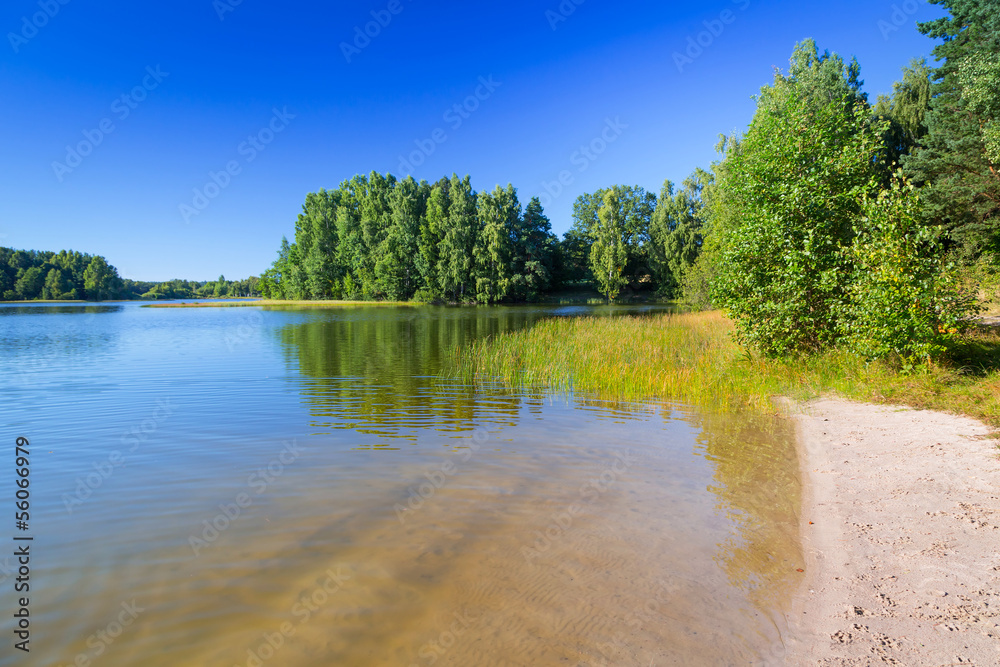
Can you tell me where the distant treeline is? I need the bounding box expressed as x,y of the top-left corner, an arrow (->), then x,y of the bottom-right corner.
0,247 -> 261,301
260,173 -> 704,303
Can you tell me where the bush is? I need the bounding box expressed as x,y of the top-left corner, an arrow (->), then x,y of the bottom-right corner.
839,183 -> 980,367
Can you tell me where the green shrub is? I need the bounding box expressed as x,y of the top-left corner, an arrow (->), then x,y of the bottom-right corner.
839,183 -> 980,367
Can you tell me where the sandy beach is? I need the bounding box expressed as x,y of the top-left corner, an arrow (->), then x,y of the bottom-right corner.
784,398 -> 1000,665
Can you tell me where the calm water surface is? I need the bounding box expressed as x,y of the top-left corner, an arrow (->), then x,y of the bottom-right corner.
0,303 -> 802,666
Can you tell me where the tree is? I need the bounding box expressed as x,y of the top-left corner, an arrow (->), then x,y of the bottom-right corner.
904,0 -> 1000,259
82,256 -> 121,301
649,169 -> 711,297
840,181 -> 977,365
15,266 -> 44,300
42,268 -> 72,300
416,179 -> 450,299
473,184 -> 520,304
567,186 -> 655,291
874,59 -> 933,167
299,189 -> 340,299
511,197 -> 557,301
376,176 -> 425,300
590,190 -> 630,301
438,175 -> 478,301
712,41 -> 886,355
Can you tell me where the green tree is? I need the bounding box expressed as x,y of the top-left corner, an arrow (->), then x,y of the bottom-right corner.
438,175 -> 478,302
376,176 -> 425,300
649,169 -> 711,297
590,190 -> 630,301
42,268 -> 72,300
712,42 -> 886,355
82,256 -> 121,301
905,0 -> 1000,258
841,181 -> 977,365
473,184 -> 520,304
416,179 -> 450,299
15,266 -> 44,300
511,196 -> 557,301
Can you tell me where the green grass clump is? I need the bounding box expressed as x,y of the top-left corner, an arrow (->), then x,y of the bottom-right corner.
455,311 -> 1000,428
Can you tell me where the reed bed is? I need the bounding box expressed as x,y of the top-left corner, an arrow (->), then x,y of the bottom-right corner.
456,311 -> 1000,427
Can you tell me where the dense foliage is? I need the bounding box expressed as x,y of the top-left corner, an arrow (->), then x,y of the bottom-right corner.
265,174 -> 712,303
260,173 -> 561,303
903,0 -> 1000,260
0,247 -> 261,302
707,39 -> 979,363
0,247 -> 124,301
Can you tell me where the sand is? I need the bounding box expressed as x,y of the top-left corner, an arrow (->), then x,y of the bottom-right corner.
783,398 -> 1000,665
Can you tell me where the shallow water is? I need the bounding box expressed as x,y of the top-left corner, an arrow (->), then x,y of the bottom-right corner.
0,303 -> 801,666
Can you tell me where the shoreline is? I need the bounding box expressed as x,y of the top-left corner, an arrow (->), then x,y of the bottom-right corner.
784,398 -> 1000,664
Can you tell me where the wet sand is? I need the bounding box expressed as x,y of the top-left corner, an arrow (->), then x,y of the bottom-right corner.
785,398 -> 1000,665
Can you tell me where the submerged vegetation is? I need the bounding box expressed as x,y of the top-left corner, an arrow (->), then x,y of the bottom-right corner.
457,312 -> 1000,427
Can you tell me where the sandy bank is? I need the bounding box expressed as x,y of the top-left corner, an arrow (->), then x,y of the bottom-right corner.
784,399 -> 1000,665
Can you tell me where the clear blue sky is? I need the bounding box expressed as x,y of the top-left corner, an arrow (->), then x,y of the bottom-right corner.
0,0 -> 947,281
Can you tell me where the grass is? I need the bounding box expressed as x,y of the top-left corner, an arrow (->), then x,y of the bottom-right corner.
455,311 -> 1000,428
143,299 -> 420,308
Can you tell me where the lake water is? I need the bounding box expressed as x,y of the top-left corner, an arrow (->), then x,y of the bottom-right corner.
0,302 -> 802,666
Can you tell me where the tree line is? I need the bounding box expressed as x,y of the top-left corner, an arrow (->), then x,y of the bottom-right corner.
261,171 -> 707,303
0,247 -> 261,302
260,174 -> 560,303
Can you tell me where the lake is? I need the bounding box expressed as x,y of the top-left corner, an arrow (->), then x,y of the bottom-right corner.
0,302 -> 802,666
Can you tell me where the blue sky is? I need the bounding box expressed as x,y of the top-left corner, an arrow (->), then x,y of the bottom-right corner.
1,0 -> 947,281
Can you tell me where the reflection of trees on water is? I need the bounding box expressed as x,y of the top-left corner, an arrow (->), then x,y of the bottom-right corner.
685,409 -> 803,612
276,306 -> 560,442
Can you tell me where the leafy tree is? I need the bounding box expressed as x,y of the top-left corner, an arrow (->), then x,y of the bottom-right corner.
590,190 -> 630,301
416,179 -> 450,299
438,175 -> 478,301
649,169 -> 711,297
82,256 -> 121,300
15,266 -> 44,300
474,184 -> 520,303
42,268 -> 72,299
874,59 -> 933,167
376,176 -> 425,300
712,42 -> 887,355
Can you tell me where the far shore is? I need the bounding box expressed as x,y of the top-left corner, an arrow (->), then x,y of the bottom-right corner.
785,398 -> 1000,664
142,299 -> 419,308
